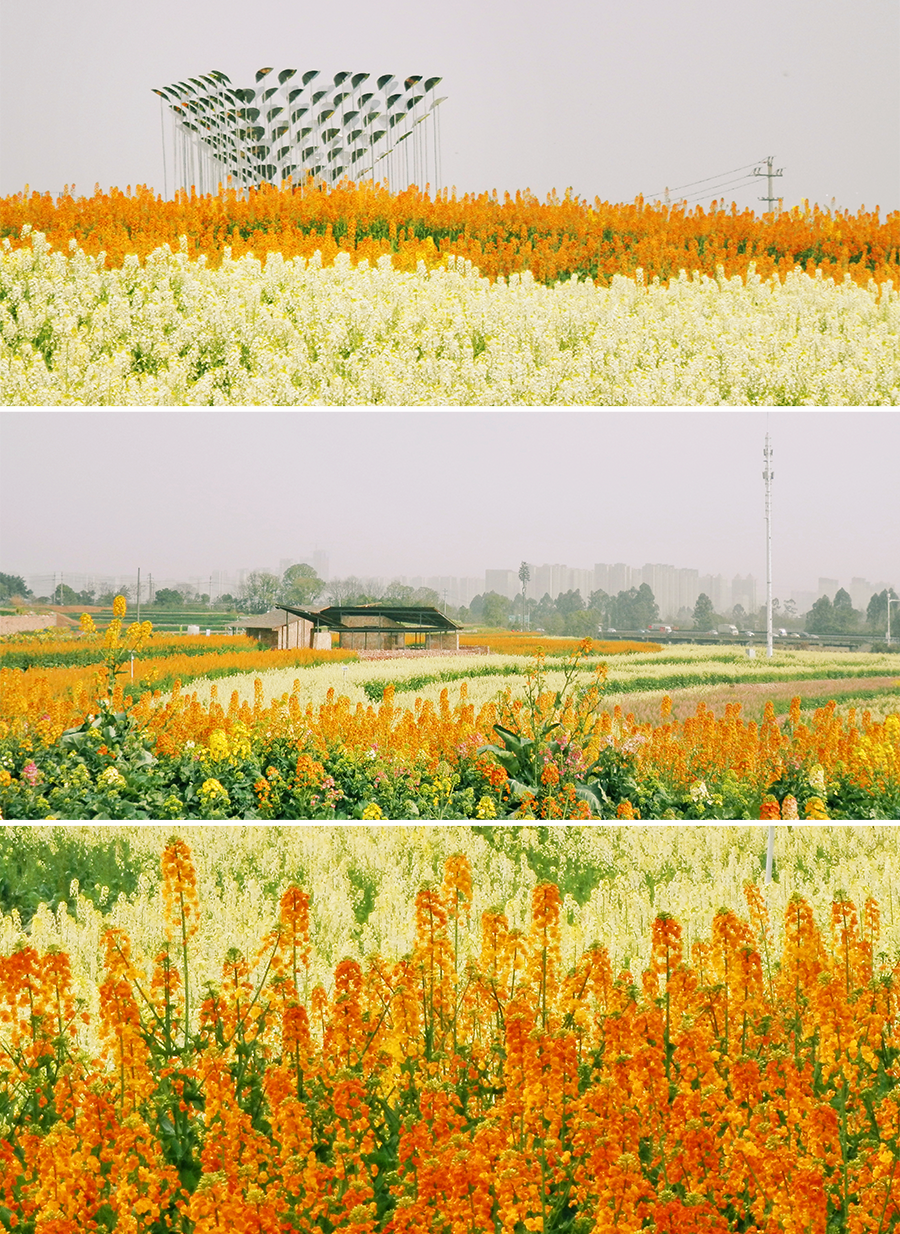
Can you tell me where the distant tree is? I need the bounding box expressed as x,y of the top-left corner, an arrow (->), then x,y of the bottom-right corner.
806,594 -> 834,634
279,563 -> 324,608
693,593 -> 715,630
52,583 -> 78,605
241,571 -> 281,614
0,573 -> 31,602
556,589 -> 585,616
732,603 -> 746,623
563,609 -> 599,637
481,591 -> 512,627
410,587 -> 442,607
467,593 -> 485,621
867,588 -> 899,633
154,588 -> 184,607
381,581 -> 415,605
633,583 -> 659,628
217,593 -> 237,609
832,588 -> 862,633
74,589 -> 95,606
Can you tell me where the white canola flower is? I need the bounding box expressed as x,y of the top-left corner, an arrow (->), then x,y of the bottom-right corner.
1,233 -> 898,405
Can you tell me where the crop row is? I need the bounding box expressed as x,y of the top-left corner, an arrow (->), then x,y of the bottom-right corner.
1,836 -> 898,1232
3,233 -> 898,405
1,672 -> 897,818
1,181 -> 897,289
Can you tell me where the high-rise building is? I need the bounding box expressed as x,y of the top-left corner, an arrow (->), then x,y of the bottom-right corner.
676,568 -> 700,614
818,577 -> 840,597
485,570 -> 519,600
731,574 -> 758,618
593,563 -> 610,595
608,563 -> 633,595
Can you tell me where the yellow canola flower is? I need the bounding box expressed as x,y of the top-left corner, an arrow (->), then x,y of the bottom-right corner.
199,777 -> 229,803
207,731 -> 230,761
112,595 -> 127,618
97,766 -> 127,790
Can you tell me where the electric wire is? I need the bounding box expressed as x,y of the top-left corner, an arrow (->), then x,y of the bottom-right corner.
644,159 -> 766,201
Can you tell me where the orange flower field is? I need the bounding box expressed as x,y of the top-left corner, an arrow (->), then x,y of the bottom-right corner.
1,179 -> 897,289
1,837 -> 898,1232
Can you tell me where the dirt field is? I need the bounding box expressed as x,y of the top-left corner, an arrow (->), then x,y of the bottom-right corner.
607,676 -> 900,725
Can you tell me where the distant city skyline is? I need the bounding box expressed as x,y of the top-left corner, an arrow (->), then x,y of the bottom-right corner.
2,412 -> 897,605
16,558 -> 894,624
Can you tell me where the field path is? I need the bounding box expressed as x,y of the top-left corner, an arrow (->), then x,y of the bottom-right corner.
608,675 -> 900,724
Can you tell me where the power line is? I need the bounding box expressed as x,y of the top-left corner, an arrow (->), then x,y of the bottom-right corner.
678,174 -> 760,205
644,159 -> 765,201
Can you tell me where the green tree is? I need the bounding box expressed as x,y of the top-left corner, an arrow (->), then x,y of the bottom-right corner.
242,571 -> 281,614
693,593 -> 715,630
381,580 -> 415,605
52,583 -> 77,605
867,588 -> 899,633
482,591 -> 512,627
411,586 -> 442,607
153,588 -> 184,607
563,608 -> 599,637
832,587 -> 861,633
279,563 -> 324,608
806,594 -> 834,634
0,573 -> 31,602
556,589 -> 585,615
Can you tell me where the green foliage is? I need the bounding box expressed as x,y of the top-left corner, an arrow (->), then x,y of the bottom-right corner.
0,573 -> 32,602
693,592 -> 715,630
0,826 -> 147,926
153,587 -> 185,606
473,825 -> 617,907
278,562 -> 324,607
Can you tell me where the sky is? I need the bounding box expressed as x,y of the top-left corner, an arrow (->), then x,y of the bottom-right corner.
1,0 -> 898,215
1,410 -> 897,596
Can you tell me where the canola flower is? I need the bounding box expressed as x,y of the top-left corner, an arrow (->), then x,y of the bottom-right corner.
1,836 -> 900,1232
2,230 -> 898,405
2,181 -> 897,289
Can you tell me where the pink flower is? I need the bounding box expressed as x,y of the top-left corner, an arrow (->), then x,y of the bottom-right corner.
21,761 -> 40,785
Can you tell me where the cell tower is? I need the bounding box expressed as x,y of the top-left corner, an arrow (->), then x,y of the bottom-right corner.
153,69 -> 446,196
763,432 -> 774,660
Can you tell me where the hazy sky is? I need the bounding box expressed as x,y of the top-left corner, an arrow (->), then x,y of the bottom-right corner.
1,411 -> 897,594
1,0 -> 897,214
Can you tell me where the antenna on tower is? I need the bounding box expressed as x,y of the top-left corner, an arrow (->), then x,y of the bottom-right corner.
763,432 -> 774,660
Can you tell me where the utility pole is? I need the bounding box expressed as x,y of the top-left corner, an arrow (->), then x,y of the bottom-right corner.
763,434 -> 774,659
753,156 -> 784,215
137,568 -> 141,624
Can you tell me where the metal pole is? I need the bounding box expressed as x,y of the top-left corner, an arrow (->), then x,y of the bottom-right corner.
763,434 -> 774,658
137,568 -> 141,624
887,593 -> 899,646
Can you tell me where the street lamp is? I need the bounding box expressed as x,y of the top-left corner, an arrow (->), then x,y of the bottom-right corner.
887,593 -> 899,646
